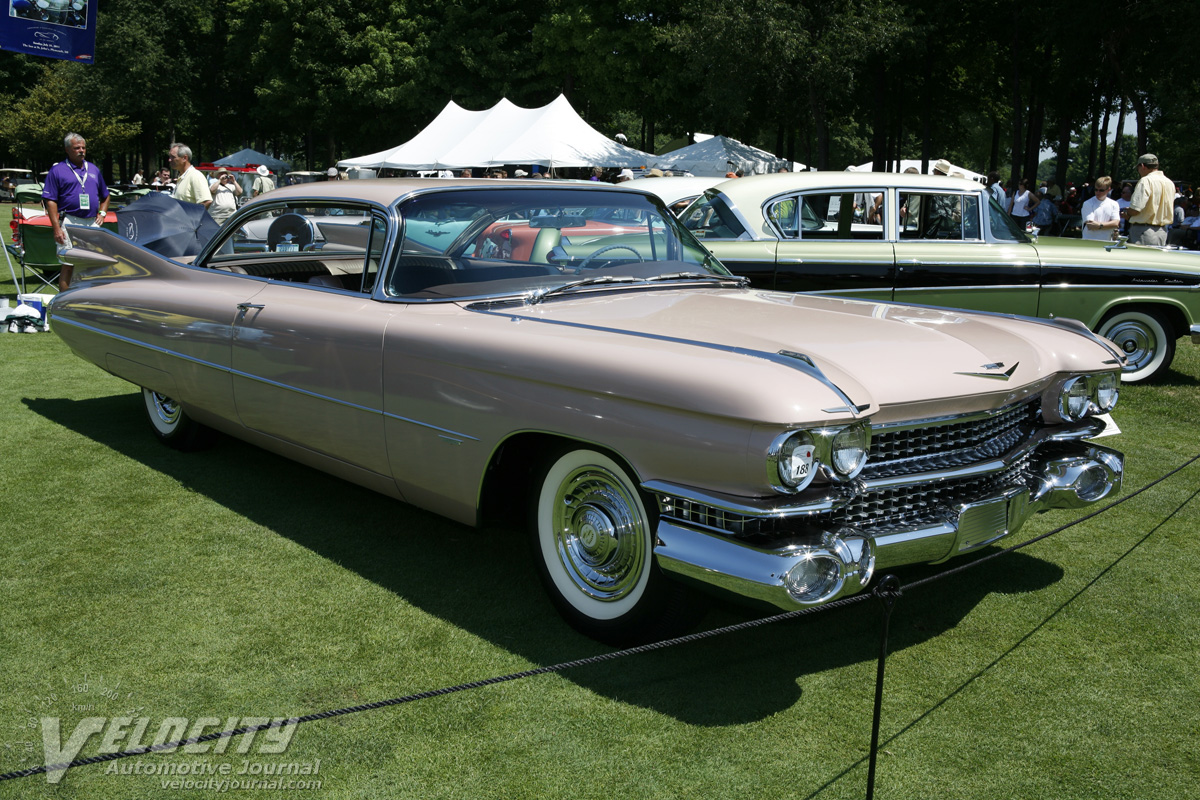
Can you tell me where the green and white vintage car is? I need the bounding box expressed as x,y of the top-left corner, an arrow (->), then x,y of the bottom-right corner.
680,172 -> 1200,382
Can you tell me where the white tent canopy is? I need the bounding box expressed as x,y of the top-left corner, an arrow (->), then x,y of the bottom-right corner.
339,95 -> 655,171
846,159 -> 985,182
652,135 -> 802,177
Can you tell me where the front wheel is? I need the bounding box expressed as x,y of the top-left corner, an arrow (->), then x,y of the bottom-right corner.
1097,308 -> 1175,384
142,388 -> 217,451
529,448 -> 696,645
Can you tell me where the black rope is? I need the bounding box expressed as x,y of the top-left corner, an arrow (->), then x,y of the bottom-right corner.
3,451 -> 1196,783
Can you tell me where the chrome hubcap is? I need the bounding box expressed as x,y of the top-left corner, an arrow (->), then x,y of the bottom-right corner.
150,392 -> 180,426
552,466 -> 647,602
1105,321 -> 1155,370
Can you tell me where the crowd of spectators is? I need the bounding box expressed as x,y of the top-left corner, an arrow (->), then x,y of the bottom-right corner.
991,160 -> 1198,247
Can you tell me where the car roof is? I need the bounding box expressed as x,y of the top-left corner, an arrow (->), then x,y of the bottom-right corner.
712,171 -> 985,206
626,176 -> 730,205
241,178 -> 650,209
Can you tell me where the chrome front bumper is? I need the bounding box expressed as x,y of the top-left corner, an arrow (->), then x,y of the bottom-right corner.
652,441 -> 1123,611
1191,323 -> 1200,345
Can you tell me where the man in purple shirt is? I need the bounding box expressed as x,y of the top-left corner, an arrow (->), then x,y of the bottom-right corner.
42,132 -> 110,289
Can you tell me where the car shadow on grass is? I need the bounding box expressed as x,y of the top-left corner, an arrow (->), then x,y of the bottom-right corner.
27,392 -> 1066,726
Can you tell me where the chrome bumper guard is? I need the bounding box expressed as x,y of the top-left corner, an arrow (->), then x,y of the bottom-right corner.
653,441 -> 1123,611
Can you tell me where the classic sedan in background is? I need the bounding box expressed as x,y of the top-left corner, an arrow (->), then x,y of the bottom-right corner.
51,179 -> 1124,644
681,172 -> 1200,382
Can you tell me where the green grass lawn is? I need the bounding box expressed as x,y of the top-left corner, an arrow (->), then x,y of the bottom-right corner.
1,260 -> 1198,798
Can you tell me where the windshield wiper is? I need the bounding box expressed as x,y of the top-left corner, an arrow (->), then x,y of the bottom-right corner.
525,275 -> 642,304
525,272 -> 748,305
643,271 -> 750,287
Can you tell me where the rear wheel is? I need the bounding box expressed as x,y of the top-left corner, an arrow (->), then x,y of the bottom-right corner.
1097,308 -> 1175,384
529,447 -> 696,645
142,388 -> 217,451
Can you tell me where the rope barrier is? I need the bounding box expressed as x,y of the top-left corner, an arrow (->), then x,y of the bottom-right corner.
2,450 -> 1197,784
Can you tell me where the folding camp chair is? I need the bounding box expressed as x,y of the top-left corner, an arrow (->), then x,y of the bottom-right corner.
12,222 -> 63,293
13,184 -> 44,217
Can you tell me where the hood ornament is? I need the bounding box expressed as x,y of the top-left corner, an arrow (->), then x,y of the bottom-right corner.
955,362 -> 1019,380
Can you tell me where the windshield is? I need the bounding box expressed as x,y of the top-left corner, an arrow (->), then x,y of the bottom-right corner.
386,187 -> 727,299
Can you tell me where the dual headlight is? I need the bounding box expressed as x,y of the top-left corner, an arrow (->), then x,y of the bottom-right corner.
1046,372 -> 1120,423
768,422 -> 871,493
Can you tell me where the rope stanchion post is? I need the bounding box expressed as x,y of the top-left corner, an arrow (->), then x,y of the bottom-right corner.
865,574 -> 902,800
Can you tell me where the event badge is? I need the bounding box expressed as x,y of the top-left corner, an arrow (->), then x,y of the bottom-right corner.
79,194 -> 90,211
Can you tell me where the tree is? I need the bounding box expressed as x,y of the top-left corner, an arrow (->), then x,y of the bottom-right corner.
0,62 -> 139,170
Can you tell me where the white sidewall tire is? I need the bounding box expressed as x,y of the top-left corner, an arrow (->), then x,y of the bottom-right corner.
1098,309 -> 1173,384
143,387 -> 183,438
534,449 -> 652,622
141,387 -> 216,450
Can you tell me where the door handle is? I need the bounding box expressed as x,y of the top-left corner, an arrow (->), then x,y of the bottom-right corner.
237,303 -> 265,313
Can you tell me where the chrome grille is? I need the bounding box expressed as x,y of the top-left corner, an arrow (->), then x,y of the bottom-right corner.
864,400 -> 1039,479
657,399 -> 1044,538
831,452 -> 1033,533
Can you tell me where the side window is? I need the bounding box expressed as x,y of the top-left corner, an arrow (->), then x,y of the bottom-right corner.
766,196 -> 799,237
786,191 -> 884,240
205,203 -> 377,290
678,193 -> 746,240
988,196 -> 1027,241
899,193 -> 980,240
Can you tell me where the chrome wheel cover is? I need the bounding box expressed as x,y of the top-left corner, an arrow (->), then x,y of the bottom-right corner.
1100,313 -> 1166,380
1105,319 -> 1156,371
550,465 -> 648,603
147,390 -> 181,429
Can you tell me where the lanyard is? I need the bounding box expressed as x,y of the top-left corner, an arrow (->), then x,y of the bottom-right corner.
70,162 -> 90,189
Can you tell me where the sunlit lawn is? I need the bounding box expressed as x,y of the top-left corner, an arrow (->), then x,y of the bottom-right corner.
0,253 -> 1197,798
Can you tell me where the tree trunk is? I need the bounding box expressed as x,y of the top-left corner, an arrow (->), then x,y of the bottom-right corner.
1055,113 -> 1070,190
870,63 -> 887,171
1131,92 -> 1147,155
1009,23 -> 1023,186
1087,84 -> 1101,181
809,83 -> 829,170
989,118 -> 1000,174
1111,98 -> 1126,176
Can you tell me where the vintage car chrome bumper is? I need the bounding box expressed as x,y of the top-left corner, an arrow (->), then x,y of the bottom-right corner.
651,440 -> 1123,611
1191,323 -> 1200,345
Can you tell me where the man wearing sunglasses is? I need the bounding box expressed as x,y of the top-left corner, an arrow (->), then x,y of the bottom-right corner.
1081,176 -> 1121,241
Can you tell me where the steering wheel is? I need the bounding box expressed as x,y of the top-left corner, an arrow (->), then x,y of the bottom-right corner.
575,244 -> 644,273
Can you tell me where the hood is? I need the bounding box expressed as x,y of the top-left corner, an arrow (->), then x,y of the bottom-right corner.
473,289 -> 1117,423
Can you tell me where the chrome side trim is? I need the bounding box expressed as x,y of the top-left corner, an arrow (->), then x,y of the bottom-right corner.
51,315 -> 478,441
1037,280 -> 1200,290
893,283 -> 1036,290
54,315 -> 228,371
